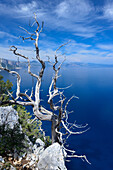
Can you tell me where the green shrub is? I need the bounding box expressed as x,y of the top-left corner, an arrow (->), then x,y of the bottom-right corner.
14,105 -> 52,146
0,74 -> 13,105
13,105 -> 43,144
0,123 -> 25,157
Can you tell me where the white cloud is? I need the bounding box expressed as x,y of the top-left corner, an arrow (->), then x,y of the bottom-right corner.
0,0 -> 102,38
1,40 -> 113,64
0,31 -> 17,39
55,1 -> 68,18
103,2 -> 113,20
0,46 -> 15,60
97,44 -> 113,51
1,0 -> 113,65
0,44 -> 54,62
0,0 -> 113,40
74,32 -> 94,38
55,0 -> 93,20
0,1 -> 45,19
64,41 -> 113,64
52,0 -> 99,38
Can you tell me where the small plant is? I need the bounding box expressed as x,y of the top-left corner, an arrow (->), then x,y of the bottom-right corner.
0,123 -> 25,157
13,105 -> 43,144
43,136 -> 52,148
13,105 -> 51,146
0,74 -> 13,105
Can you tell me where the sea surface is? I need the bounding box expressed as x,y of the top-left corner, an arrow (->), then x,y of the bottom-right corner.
1,64 -> 113,170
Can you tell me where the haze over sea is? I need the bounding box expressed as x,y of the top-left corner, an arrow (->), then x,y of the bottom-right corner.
1,64 -> 113,170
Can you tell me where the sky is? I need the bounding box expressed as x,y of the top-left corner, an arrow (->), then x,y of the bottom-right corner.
1,0 -> 113,64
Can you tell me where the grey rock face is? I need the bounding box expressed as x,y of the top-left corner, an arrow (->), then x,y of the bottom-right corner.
35,138 -> 45,147
0,106 -> 19,129
33,138 -> 45,156
24,138 -> 45,169
37,143 -> 67,170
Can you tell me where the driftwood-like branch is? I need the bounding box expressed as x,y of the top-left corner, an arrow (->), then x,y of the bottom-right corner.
55,41 -> 70,55
63,146 -> 91,164
0,14 -> 52,122
19,36 -> 35,41
0,66 -> 21,100
48,43 -> 67,111
10,46 -> 39,80
67,154 -> 91,165
61,120 -> 90,135
19,26 -> 35,36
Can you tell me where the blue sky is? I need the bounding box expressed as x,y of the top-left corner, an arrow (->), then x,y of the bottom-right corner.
1,0 -> 113,64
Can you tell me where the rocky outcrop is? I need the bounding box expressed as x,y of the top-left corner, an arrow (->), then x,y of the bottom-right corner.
38,142 -> 67,170
24,138 -> 45,169
23,141 -> 67,170
0,106 -> 20,129
0,106 -> 67,170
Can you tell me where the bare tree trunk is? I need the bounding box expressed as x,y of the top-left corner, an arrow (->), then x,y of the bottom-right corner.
51,116 -> 59,144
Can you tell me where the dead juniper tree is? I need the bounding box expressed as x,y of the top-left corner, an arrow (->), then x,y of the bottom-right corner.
0,14 -> 90,164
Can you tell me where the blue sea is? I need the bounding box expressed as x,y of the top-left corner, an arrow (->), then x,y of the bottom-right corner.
1,64 -> 113,170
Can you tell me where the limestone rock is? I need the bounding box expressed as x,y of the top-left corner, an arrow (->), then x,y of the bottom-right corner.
35,138 -> 45,147
37,143 -> 67,170
24,138 -> 45,169
0,106 -> 20,129
33,138 -> 45,156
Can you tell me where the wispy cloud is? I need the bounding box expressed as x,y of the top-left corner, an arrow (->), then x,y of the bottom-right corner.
0,0 -> 102,38
1,0 -> 113,64
1,39 -> 113,64
0,1 -> 39,18
103,2 -> 113,20
0,0 -> 113,38
0,31 -> 17,39
55,0 -> 94,21
52,0 -> 99,38
97,44 -> 113,51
